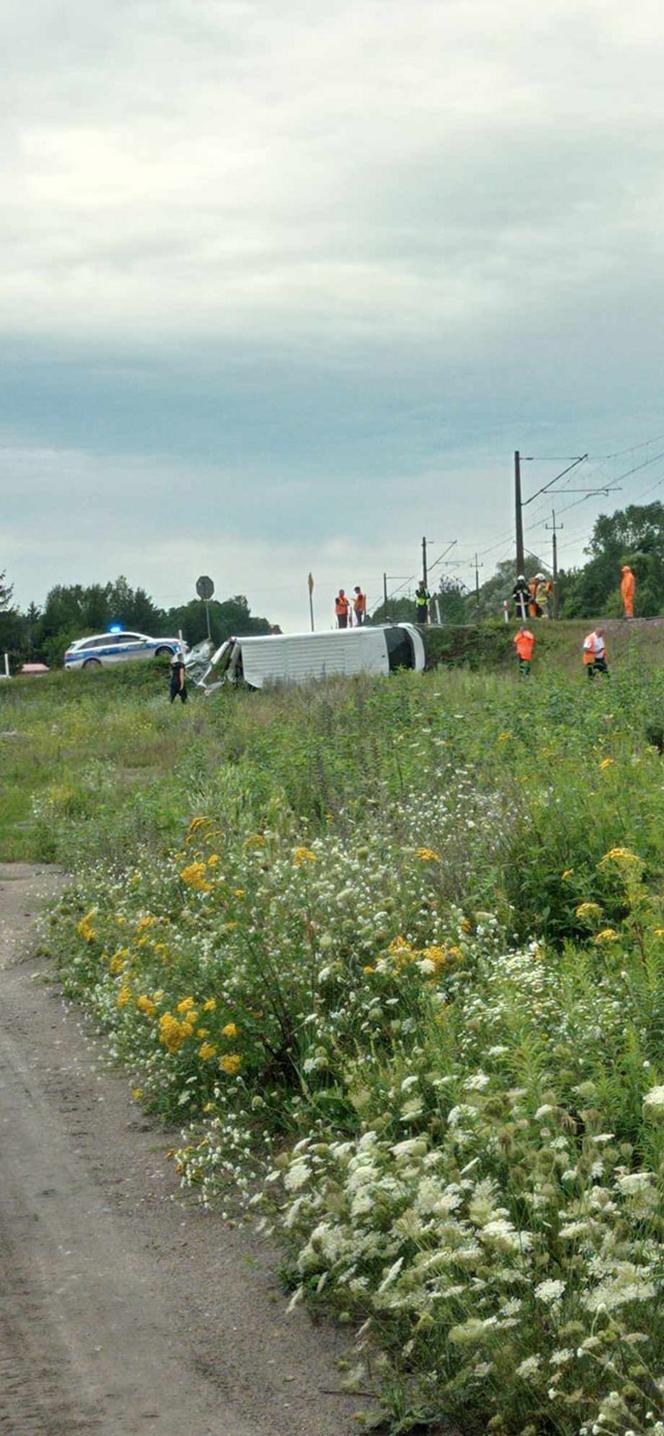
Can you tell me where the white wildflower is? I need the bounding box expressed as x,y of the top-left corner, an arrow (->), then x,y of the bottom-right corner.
377,1257 -> 404,1293
550,1348 -> 574,1366
616,1172 -> 653,1195
643,1084 -> 664,1112
516,1355 -> 542,1378
559,1221 -> 589,1239
534,1279 -> 566,1305
284,1160 -> 311,1191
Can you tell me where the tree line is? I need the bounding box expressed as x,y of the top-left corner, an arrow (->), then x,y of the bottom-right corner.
374,502 -> 664,624
2,503 -> 663,667
0,574 -> 272,668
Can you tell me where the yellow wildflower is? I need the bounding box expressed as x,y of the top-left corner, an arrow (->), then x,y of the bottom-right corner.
561,868 -> 573,879
76,910 -> 96,942
599,757 -> 614,770
222,1021 -> 238,1037
575,901 -> 602,922
233,888 -> 245,898
131,1087 -> 144,1100
219,1053 -> 242,1075
293,847 -> 317,865
363,965 -> 374,974
117,985 -> 132,1008
136,994 -> 156,1017
198,1042 -> 218,1061
594,928 -> 620,944
207,854 -> 220,866
136,914 -> 157,931
416,847 -> 441,862
109,949 -> 126,973
653,927 -> 664,937
421,944 -> 447,969
496,731 -> 511,744
180,861 -> 212,892
244,833 -> 265,847
158,1012 -> 190,1052
202,997 -> 217,1012
176,996 -> 195,1013
600,847 -> 641,865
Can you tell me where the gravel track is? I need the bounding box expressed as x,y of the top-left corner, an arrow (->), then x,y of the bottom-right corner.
0,864 -> 356,1436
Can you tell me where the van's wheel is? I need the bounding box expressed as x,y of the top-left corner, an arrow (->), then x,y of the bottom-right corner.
155,646 -> 174,658
83,658 -> 101,669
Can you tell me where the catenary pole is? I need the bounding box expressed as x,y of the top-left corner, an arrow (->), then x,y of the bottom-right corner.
515,451 -> 525,577
545,510 -> 563,619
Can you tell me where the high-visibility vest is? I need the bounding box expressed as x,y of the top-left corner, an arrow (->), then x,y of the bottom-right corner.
335,593 -> 349,616
354,591 -> 366,613
514,630 -> 535,660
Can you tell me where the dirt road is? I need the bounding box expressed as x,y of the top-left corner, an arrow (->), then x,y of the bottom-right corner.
0,865 -> 356,1436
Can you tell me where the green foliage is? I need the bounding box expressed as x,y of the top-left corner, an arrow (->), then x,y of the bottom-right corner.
165,593 -> 272,647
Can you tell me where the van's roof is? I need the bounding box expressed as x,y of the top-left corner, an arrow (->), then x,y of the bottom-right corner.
235,627 -> 388,645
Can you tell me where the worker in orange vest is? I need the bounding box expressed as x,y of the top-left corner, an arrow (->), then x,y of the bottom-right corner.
353,586 -> 367,626
334,589 -> 350,628
513,625 -> 535,677
620,564 -> 635,618
583,627 -> 609,679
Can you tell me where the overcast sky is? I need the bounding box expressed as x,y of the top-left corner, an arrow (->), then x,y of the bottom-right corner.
2,0 -> 664,629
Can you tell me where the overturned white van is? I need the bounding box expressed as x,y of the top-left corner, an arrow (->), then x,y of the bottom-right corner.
196,624 -> 425,692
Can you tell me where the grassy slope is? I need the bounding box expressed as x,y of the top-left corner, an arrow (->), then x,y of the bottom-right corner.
423,616 -> 664,673
2,622 -> 663,860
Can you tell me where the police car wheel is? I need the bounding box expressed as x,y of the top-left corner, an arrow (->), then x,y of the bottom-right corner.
83,658 -> 102,669
155,646 -> 173,658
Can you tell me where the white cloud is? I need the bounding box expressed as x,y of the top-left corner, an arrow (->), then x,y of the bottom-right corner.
2,0 -> 664,342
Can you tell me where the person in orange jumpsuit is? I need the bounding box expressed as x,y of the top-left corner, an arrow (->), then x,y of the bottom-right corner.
620,564 -> 635,618
513,625 -> 535,677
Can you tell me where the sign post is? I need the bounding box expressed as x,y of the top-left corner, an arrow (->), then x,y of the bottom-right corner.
196,575 -> 215,640
307,572 -> 315,632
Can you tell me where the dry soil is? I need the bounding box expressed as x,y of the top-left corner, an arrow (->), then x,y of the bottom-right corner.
0,863 -> 357,1436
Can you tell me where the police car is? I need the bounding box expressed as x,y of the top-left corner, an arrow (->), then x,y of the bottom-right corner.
64,629 -> 185,670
